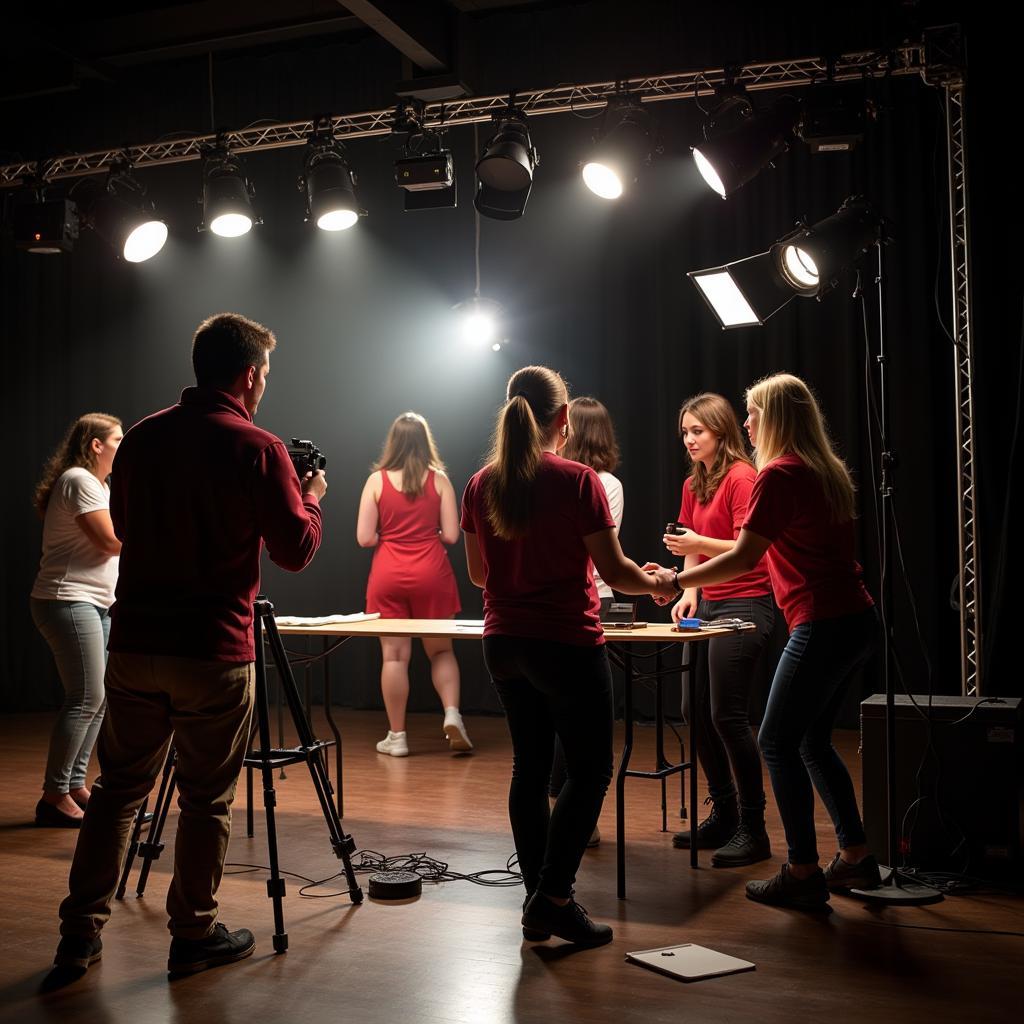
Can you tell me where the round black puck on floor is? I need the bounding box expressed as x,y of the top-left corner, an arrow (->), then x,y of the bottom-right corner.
368,870 -> 422,900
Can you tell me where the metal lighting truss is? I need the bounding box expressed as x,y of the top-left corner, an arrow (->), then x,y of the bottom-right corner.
0,37 -> 981,694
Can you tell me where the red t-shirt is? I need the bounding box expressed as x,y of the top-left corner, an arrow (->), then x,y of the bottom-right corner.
742,454 -> 873,631
460,452 -> 615,646
679,462 -> 772,602
109,388 -> 322,661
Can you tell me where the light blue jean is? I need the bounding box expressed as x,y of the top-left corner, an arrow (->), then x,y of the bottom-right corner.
30,598 -> 110,794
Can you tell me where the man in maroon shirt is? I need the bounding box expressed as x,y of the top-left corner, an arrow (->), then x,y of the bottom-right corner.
51,313 -> 327,981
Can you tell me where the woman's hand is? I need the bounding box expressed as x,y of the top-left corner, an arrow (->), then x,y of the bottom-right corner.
640,562 -> 677,605
663,530 -> 705,556
671,588 -> 699,622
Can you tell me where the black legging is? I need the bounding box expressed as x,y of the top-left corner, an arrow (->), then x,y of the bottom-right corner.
681,594 -> 776,821
483,635 -> 613,899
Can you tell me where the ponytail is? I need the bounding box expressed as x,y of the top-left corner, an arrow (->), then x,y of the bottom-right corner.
484,366 -> 568,540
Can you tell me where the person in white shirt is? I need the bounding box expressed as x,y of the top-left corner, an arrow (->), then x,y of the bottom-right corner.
30,413 -> 123,827
549,396 -> 624,846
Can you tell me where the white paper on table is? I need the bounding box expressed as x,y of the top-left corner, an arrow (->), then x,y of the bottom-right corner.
274,612 -> 382,626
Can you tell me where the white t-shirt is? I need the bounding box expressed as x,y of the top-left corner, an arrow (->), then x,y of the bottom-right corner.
594,471 -> 624,599
31,467 -> 119,608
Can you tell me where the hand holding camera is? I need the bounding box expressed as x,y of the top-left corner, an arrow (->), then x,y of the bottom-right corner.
287,438 -> 328,501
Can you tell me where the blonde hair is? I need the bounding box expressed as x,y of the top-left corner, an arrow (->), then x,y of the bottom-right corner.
373,412 -> 446,497
563,396 -> 620,473
33,413 -> 122,518
745,373 -> 856,522
484,365 -> 569,540
678,392 -> 752,504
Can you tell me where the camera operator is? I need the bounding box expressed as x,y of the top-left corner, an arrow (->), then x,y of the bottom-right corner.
51,312 -> 326,979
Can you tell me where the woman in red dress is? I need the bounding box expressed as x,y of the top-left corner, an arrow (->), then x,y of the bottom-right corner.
357,412 -> 471,757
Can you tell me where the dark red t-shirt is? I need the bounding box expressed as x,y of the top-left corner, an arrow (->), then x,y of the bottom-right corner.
460,452 -> 615,646
108,387 -> 322,662
679,461 -> 772,602
742,454 -> 873,631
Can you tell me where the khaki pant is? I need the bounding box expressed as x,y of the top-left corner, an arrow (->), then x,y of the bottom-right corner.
59,652 -> 254,941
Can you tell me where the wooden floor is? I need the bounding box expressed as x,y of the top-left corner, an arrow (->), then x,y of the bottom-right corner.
1,709 -> 1022,1024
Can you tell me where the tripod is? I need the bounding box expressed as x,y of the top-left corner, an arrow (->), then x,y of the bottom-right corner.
116,595 -> 364,950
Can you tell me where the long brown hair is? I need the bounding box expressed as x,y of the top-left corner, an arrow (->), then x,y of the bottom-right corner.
373,412 -> 446,497
745,373 -> 856,522
563,396 -> 620,473
679,393 -> 752,504
484,365 -> 568,540
33,413 -> 122,518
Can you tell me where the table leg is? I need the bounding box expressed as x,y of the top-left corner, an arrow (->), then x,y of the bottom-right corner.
616,648 -> 634,900
322,637 -> 344,819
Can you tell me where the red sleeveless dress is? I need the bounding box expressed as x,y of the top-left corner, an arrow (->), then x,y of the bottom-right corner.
365,470 -> 461,619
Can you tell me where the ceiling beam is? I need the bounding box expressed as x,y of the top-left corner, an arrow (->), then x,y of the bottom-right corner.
340,1 -> 451,71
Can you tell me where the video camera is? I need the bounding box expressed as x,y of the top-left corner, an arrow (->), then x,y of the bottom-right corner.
286,438 -> 327,479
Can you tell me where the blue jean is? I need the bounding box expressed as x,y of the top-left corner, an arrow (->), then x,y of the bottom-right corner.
484,635 -> 614,899
30,598 -> 110,794
758,607 -> 879,864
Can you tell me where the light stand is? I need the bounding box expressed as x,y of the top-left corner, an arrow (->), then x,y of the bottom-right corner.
848,241 -> 942,904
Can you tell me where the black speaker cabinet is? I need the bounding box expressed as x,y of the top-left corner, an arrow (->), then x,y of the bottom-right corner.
860,695 -> 1023,875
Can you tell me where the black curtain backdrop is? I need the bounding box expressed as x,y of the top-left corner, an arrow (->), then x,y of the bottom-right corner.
2,3 -> 1017,725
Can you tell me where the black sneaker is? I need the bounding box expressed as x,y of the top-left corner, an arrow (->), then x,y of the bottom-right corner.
53,935 -> 103,970
746,864 -> 832,913
823,852 -> 882,893
522,892 -> 613,947
711,823 -> 772,868
167,923 -> 255,977
672,797 -> 739,850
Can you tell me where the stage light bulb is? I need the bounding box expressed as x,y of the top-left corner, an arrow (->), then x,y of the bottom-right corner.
317,209 -> 359,231
582,162 -> 623,199
462,311 -> 496,345
123,220 -> 168,263
781,244 -> 818,288
692,149 -> 727,198
210,212 -> 253,237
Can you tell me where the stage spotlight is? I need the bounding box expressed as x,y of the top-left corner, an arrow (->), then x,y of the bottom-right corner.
688,196 -> 887,328
300,125 -> 365,231
13,198 -> 79,254
201,146 -> 258,237
692,95 -> 800,198
75,169 -> 167,262
474,101 -> 537,221
582,94 -> 652,200
391,99 -> 457,211
455,296 -> 504,347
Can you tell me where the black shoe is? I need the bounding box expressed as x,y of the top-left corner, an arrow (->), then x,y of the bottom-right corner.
672,797 -> 739,850
746,864 -> 832,913
521,895 -> 550,941
824,852 -> 882,893
711,823 -> 772,868
522,892 -> 613,947
35,799 -> 84,829
167,923 -> 255,977
53,934 -> 103,970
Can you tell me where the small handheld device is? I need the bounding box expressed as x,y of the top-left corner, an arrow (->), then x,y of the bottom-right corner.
665,522 -> 688,536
